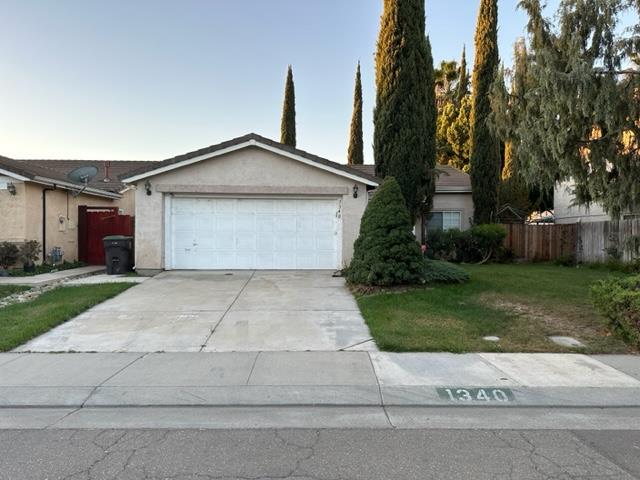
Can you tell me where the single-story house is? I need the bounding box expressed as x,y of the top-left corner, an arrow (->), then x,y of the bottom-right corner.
121,134 -> 473,274
1,133 -> 473,272
351,163 -> 473,243
0,156 -> 144,262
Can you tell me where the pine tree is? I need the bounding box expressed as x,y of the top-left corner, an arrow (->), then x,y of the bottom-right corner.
280,65 -> 296,147
347,62 -> 364,165
456,45 -> 469,105
373,0 -> 432,219
470,0 -> 501,224
347,177 -> 424,286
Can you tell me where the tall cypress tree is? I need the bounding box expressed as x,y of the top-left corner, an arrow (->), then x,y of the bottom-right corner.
374,0 -> 431,219
424,36 -> 437,215
347,62 -> 364,165
456,45 -> 469,105
280,65 -> 296,147
470,0 -> 501,224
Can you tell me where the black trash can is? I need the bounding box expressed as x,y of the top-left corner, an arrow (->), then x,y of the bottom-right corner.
103,235 -> 133,275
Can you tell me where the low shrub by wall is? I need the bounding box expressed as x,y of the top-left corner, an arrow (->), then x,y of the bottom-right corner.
591,275 -> 640,348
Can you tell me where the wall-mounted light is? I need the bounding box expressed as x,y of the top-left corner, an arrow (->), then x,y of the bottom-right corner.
7,182 -> 16,195
144,180 -> 152,196
352,184 -> 359,199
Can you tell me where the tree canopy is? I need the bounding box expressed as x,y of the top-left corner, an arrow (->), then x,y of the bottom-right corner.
374,0 -> 435,219
491,0 -> 640,218
470,0 -> 501,224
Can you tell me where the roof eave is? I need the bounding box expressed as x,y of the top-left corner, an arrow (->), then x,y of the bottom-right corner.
122,138 -> 380,187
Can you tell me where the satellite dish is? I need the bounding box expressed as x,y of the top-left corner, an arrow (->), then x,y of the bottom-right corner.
67,166 -> 98,197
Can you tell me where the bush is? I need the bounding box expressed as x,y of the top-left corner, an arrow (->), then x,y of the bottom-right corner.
424,260 -> 470,284
19,240 -> 41,266
0,242 -> 19,269
427,224 -> 507,264
347,177 -> 424,286
591,275 -> 640,348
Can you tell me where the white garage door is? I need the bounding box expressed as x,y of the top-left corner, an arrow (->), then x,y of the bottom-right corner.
168,197 -> 341,270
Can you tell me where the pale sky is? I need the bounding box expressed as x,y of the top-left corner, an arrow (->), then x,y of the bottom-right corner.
0,0 -> 556,164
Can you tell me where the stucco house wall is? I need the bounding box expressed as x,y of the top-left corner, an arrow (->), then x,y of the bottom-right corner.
554,180 -> 610,224
0,176 -> 27,243
414,192 -> 474,243
0,182 -> 133,262
132,146 -> 369,273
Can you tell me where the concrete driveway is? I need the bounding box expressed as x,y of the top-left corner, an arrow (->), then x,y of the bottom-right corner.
17,271 -> 377,353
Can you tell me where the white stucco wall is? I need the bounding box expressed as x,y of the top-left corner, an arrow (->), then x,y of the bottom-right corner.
131,146 -> 370,272
554,180 -> 610,224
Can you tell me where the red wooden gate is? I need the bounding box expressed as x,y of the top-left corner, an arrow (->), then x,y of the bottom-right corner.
78,206 -> 135,265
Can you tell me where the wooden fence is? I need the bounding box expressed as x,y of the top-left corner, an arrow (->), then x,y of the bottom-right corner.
576,218 -> 640,263
502,219 -> 640,263
502,223 -> 578,261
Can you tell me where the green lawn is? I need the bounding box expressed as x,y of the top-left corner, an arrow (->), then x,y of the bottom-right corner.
0,285 -> 30,300
0,283 -> 133,352
357,264 -> 632,353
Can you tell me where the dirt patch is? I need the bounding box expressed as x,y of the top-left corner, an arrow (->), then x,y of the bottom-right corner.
482,293 -> 609,340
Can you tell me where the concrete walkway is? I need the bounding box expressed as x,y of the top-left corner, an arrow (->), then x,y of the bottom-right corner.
0,352 -> 639,411
0,265 -> 105,286
16,271 -> 377,352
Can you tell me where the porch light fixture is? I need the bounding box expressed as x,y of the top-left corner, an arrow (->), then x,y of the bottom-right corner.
144,180 -> 152,196
6,182 -> 16,195
352,184 -> 359,199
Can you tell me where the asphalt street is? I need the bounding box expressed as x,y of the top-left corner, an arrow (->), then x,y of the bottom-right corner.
1,427 -> 639,480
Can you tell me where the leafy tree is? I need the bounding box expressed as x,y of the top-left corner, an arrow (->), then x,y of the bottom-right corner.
347,177 -> 424,286
435,59 -> 459,103
470,0 -> 501,224
492,0 -> 640,218
436,47 -> 472,169
347,62 -> 364,165
374,0 -> 433,219
280,65 -> 296,147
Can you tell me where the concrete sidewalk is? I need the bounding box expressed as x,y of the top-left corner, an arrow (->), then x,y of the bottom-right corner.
0,352 -> 639,409
0,265 -> 105,286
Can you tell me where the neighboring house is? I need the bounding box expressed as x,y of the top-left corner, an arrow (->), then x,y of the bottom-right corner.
0,156 -> 146,262
121,134 -> 379,274
351,163 -> 473,244
555,179 -> 640,224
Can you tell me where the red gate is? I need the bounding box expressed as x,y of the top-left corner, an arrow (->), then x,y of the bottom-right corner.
78,206 -> 135,265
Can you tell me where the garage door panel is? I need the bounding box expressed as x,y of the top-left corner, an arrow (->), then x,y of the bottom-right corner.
216,216 -> 235,231
170,197 -> 339,270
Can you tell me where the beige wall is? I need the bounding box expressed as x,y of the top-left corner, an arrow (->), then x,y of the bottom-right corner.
415,192 -> 474,243
0,177 -> 27,242
1,181 -> 132,263
132,146 -> 370,272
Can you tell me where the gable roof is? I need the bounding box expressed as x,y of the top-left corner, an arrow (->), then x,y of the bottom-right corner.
0,155 -> 152,198
349,163 -> 471,193
121,133 -> 380,186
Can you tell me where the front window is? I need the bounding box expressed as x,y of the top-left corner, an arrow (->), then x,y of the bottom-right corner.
427,211 -> 462,232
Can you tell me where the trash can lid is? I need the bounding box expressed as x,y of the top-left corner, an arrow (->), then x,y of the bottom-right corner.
103,235 -> 133,241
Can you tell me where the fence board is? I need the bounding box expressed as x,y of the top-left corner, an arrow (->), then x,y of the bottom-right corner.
503,219 -> 640,263
503,223 -> 577,261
